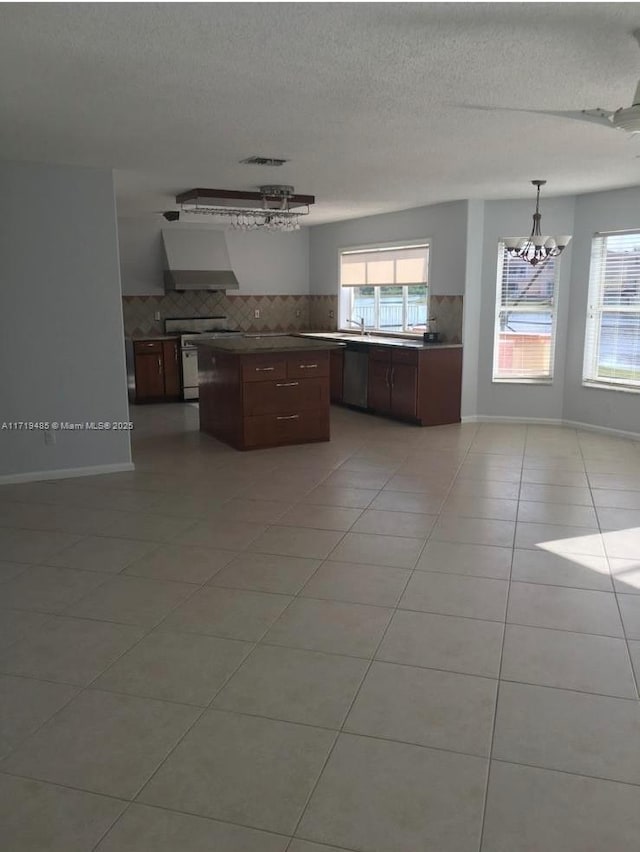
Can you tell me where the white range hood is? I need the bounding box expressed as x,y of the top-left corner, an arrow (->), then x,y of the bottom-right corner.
162,227 -> 239,291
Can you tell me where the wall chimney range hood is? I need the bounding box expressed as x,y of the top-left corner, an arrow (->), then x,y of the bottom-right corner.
162,228 -> 239,291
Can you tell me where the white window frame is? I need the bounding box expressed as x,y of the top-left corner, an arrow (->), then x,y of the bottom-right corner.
583,230 -> 640,393
492,241 -> 560,384
339,240 -> 430,335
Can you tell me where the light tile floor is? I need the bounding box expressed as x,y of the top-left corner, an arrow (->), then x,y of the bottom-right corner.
1,404 -> 640,851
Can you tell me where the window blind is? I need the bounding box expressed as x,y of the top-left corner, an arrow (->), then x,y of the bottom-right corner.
340,244 -> 429,287
583,231 -> 640,389
493,244 -> 559,381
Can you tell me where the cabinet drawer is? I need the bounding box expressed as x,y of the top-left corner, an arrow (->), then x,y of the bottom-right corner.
241,355 -> 287,383
392,348 -> 419,366
134,340 -> 162,353
368,346 -> 391,363
287,352 -> 330,378
243,377 -> 329,416
243,409 -> 330,448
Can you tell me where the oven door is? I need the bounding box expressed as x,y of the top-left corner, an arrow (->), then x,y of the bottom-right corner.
181,348 -> 199,400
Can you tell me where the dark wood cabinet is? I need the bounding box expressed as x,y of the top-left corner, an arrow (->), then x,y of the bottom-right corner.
199,346 -> 334,450
367,353 -> 392,414
415,346 -> 463,426
242,356 -> 287,383
364,345 -> 461,426
162,339 -> 181,398
244,408 -> 330,449
244,376 -> 329,416
329,349 -> 344,403
132,339 -> 181,402
367,347 -> 418,419
288,353 -> 330,380
390,362 -> 418,419
133,341 -> 165,401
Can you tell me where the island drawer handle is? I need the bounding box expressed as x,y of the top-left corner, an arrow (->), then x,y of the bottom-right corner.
255,366 -> 275,372
277,414 -> 300,420
276,381 -> 300,387
299,363 -> 318,369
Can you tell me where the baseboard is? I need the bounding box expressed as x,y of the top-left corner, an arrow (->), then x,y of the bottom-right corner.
462,415 -> 561,426
561,419 -> 640,442
461,414 -> 640,441
0,461 -> 135,485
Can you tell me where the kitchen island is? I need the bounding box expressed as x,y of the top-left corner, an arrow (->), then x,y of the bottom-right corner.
195,336 -> 344,450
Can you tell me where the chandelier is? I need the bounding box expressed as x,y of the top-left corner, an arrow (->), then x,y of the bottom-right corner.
504,180 -> 571,266
175,186 -> 314,232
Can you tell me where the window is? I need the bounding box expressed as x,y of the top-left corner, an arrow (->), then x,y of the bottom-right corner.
340,242 -> 429,333
492,244 -> 559,382
583,231 -> 640,391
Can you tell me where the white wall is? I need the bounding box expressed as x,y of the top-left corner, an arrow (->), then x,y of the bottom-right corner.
474,196 -> 576,422
0,161 -> 132,480
117,217 -> 164,295
309,201 -> 468,297
563,185 -> 640,434
118,218 -> 309,296
461,200 -> 485,419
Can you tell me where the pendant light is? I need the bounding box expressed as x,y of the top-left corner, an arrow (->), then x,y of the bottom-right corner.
504,180 -> 571,266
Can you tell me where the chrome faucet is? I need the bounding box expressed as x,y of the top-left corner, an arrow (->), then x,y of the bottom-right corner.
346,317 -> 365,336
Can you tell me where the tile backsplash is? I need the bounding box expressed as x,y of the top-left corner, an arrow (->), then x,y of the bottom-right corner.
123,292 -> 321,337
122,292 -> 462,342
430,295 -> 463,344
308,295 -> 339,331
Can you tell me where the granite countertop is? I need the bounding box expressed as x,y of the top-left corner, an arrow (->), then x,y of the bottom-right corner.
129,334 -> 180,341
298,332 -> 462,350
193,335 -> 345,354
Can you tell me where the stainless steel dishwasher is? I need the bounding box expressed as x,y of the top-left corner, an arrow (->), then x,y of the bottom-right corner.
342,344 -> 369,409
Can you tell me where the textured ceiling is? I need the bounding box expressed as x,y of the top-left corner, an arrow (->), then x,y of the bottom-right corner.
3,3 -> 640,223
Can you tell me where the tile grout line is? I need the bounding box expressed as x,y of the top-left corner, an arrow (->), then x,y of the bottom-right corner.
3,420 -> 640,849
0,560 -> 217,771
85,432 -> 395,851
5,739 -> 640,849
1,570 -> 632,650
0,527 -> 264,813
582,436 -> 640,702
282,423 -> 482,850
86,632 -> 263,852
217,447 -> 414,671
4,634 -> 638,704
475,424 -> 526,852
95,442 -> 400,846
182,466 -> 390,852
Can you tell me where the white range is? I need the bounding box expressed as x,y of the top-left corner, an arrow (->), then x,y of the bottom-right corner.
164,316 -> 243,400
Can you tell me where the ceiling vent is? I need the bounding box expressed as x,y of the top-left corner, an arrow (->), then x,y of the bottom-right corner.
239,156 -> 288,166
